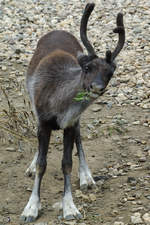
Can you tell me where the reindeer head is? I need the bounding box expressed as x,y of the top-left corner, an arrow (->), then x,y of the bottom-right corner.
78,3 -> 125,98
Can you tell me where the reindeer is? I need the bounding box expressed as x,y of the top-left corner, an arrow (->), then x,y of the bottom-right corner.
21,3 -> 125,223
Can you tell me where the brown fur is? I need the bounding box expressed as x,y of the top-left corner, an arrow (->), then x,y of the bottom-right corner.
27,30 -> 83,76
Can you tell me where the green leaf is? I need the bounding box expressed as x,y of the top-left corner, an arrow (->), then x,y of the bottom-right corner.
73,91 -> 90,101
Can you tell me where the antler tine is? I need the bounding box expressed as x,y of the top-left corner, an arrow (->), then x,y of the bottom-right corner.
80,3 -> 97,57
111,13 -> 125,61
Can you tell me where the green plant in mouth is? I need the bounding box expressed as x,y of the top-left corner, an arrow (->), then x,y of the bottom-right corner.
73,91 -> 90,101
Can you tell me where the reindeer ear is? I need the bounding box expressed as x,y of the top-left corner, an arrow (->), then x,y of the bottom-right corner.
77,52 -> 97,73
106,50 -> 112,63
77,53 -> 89,69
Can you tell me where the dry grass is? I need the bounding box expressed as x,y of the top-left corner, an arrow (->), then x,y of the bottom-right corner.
0,81 -> 37,147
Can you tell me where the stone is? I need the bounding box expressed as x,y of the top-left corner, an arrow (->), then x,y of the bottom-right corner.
114,222 -> 124,225
92,106 -> 102,112
52,201 -> 62,211
35,223 -> 48,225
142,213 -> 150,224
63,222 -> 76,225
131,212 -> 143,224
127,177 -> 137,186
1,66 -> 7,71
89,193 -> 96,202
132,121 -> 140,125
6,147 -> 16,152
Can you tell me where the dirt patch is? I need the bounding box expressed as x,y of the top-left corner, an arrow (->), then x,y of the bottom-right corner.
1,104 -> 150,225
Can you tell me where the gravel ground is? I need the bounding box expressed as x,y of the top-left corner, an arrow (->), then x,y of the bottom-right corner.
1,0 -> 150,108
0,0 -> 150,225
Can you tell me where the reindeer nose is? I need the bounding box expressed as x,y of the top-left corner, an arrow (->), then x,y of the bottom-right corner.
90,83 -> 105,93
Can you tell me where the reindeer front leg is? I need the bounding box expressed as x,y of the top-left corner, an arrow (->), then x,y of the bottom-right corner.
62,126 -> 82,220
75,121 -> 96,190
21,122 -> 51,223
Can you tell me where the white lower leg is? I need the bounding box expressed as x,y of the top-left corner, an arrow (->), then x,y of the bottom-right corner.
63,191 -> 81,220
63,174 -> 82,220
79,153 -> 95,189
21,173 -> 41,222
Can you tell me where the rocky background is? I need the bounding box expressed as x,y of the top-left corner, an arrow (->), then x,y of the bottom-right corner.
0,0 -> 150,224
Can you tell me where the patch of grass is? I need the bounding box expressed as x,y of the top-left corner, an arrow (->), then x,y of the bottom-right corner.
0,84 -> 36,146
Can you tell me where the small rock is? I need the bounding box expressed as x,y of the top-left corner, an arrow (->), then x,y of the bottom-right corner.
52,201 -> 62,211
136,150 -> 144,157
144,146 -> 150,152
115,93 -> 127,102
6,147 -> 16,152
137,200 -> 143,205
114,222 -> 124,225
34,223 -> 48,225
145,196 -> 150,200
111,209 -> 119,217
133,27 -> 142,34
130,207 -> 144,213
132,121 -> 140,125
120,198 -> 127,203
142,213 -> 150,224
131,212 -> 143,224
127,177 -> 137,186
1,66 -> 7,71
89,193 -> 96,202
75,190 -> 89,201
75,190 -> 83,198
127,196 -> 135,201
92,106 -> 102,112
145,56 -> 150,63
63,222 -> 76,225
26,187 -> 32,192
138,157 -> 146,162
15,48 -> 22,54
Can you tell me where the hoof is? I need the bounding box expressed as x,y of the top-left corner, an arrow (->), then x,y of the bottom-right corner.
20,215 -> 37,223
25,167 -> 36,178
80,183 -> 88,191
64,213 -> 82,220
80,181 -> 96,191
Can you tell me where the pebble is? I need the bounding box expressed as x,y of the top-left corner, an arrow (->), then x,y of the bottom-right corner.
92,106 -> 102,112
75,190 -> 96,202
130,207 -> 144,213
114,222 -> 124,225
138,157 -> 147,162
52,201 -> 62,211
89,193 -> 96,202
63,222 -> 76,225
127,177 -> 137,186
142,213 -> 150,224
34,223 -> 48,225
132,121 -> 141,125
5,147 -> 16,152
1,66 -> 7,71
131,212 -> 143,224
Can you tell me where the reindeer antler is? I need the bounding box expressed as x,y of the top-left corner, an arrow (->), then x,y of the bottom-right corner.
111,13 -> 125,61
80,3 -> 97,57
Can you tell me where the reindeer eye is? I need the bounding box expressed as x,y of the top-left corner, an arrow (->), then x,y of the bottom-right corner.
85,66 -> 89,73
84,64 -> 92,73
